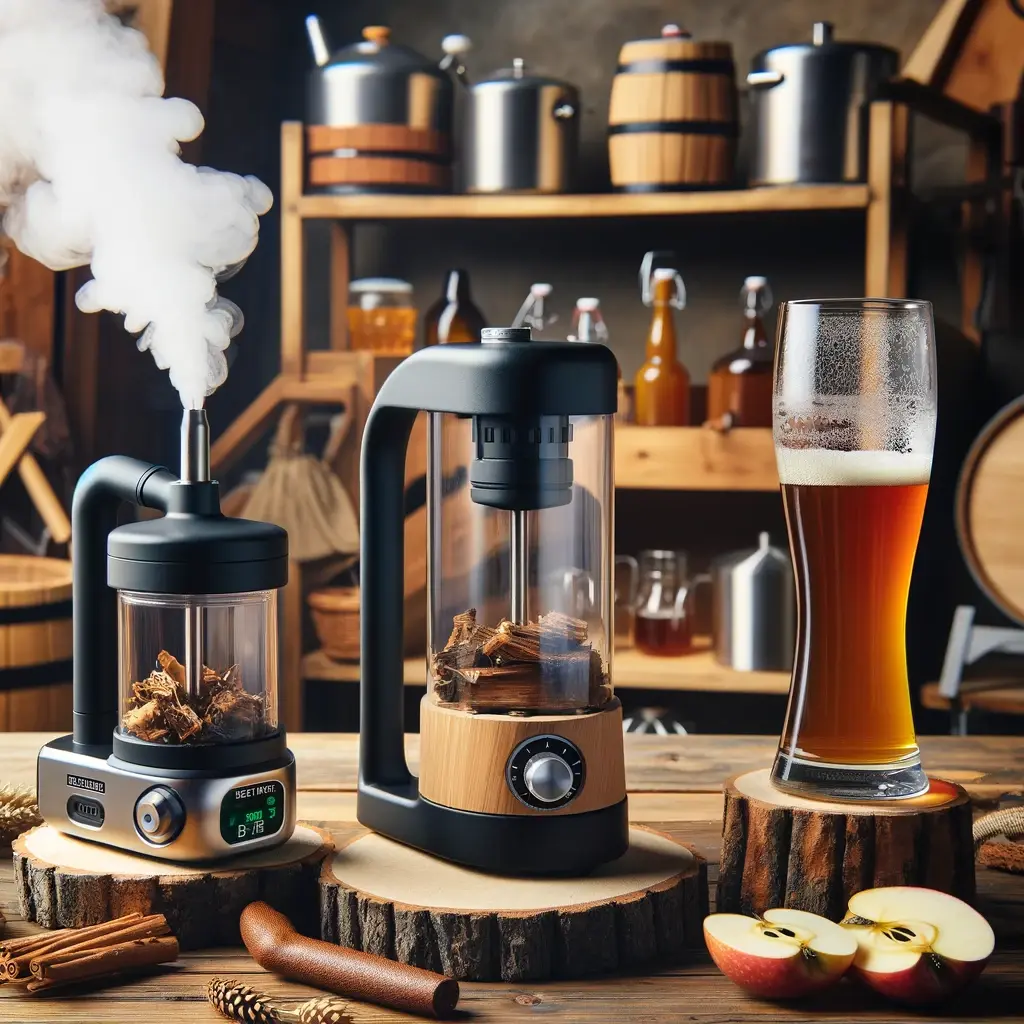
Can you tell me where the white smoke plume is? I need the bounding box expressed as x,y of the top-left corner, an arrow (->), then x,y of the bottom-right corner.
0,0 -> 272,409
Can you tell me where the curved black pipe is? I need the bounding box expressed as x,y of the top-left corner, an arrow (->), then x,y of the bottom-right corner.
71,456 -> 176,749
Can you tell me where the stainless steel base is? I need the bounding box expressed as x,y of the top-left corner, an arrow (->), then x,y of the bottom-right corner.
37,735 -> 296,863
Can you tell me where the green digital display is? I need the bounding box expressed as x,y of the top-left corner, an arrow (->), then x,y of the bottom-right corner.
220,781 -> 284,845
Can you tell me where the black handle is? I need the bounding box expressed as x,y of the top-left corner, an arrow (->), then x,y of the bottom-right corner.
359,402 -> 419,789
71,456 -> 176,749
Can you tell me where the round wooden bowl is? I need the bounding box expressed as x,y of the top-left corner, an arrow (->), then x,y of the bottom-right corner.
308,586 -> 360,662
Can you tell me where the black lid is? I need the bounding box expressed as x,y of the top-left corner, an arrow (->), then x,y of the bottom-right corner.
107,482 -> 288,594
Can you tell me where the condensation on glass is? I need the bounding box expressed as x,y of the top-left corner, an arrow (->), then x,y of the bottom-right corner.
118,590 -> 278,745
425,412 -> 613,714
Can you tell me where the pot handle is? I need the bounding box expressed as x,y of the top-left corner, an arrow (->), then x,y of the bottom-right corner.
746,69 -> 785,89
553,100 -> 577,120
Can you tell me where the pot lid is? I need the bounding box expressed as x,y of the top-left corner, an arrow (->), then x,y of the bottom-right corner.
328,25 -> 442,76
752,21 -> 898,63
477,57 -> 575,90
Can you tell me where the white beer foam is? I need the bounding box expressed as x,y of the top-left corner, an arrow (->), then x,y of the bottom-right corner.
776,448 -> 932,486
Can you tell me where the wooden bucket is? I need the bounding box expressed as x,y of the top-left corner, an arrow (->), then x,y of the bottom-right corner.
306,124 -> 450,193
0,555 -> 72,731
956,396 -> 1024,623
608,26 -> 737,190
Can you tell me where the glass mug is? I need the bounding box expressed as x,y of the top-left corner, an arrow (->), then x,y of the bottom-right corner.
634,550 -> 709,657
771,298 -> 936,801
614,554 -> 639,649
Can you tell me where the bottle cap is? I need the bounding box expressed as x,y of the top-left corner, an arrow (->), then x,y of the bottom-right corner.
653,268 -> 678,281
576,297 -> 600,311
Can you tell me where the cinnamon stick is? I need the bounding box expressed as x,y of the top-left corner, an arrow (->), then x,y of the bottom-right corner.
29,915 -> 170,977
4,913 -> 152,981
26,936 -> 179,993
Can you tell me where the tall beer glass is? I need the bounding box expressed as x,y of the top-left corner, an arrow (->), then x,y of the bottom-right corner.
771,299 -> 936,801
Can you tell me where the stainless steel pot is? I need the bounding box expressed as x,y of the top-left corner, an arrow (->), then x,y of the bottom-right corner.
465,59 -> 579,194
304,18 -> 469,136
747,22 -> 898,185
712,533 -> 795,671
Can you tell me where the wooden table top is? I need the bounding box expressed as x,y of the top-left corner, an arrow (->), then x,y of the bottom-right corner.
1,732 -> 1022,1022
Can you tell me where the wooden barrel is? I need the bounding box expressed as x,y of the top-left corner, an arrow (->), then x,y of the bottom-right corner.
956,395 -> 1024,623
306,124 -> 450,193
0,555 -> 72,731
608,26 -> 737,191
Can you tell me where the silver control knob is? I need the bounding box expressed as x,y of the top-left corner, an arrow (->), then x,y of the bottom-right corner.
134,786 -> 185,844
523,752 -> 575,804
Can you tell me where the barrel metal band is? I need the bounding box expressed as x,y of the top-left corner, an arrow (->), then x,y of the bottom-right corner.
608,120 -> 739,137
0,599 -> 72,625
0,658 -> 72,692
616,58 -> 735,75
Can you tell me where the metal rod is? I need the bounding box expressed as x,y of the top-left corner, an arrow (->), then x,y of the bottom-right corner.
180,408 -> 211,484
180,409 -> 211,695
510,510 -> 529,623
185,601 -> 204,698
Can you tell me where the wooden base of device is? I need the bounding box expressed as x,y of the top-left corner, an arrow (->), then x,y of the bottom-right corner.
320,824 -> 707,982
717,769 -> 975,921
13,824 -> 333,949
417,696 -> 626,816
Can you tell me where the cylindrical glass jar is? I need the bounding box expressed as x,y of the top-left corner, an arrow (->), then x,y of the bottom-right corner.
426,412 -> 613,713
118,590 -> 278,746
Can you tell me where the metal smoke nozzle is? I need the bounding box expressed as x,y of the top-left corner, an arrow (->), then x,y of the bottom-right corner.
180,409 -> 211,483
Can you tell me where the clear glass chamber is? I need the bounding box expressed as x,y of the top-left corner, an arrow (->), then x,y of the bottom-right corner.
426,413 -> 614,713
118,590 -> 278,745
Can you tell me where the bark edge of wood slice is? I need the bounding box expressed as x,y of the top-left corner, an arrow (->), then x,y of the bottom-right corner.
717,769 -> 975,921
319,824 -> 708,981
13,823 -> 333,949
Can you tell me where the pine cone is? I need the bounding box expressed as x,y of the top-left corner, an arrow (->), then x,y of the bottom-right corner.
207,977 -> 283,1024
297,996 -> 352,1024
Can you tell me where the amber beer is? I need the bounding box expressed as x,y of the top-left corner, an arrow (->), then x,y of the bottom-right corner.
776,449 -> 930,768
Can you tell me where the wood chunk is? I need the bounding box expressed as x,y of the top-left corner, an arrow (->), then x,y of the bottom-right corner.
717,770 -> 976,920
431,608 -> 607,712
157,651 -> 186,685
320,827 -> 705,982
14,825 -> 334,950
162,702 -> 203,743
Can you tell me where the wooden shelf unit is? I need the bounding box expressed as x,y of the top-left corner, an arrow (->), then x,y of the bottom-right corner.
215,119 -> 912,727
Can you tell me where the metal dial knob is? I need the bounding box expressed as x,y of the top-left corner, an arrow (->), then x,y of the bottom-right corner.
506,735 -> 585,810
523,752 -> 575,803
134,786 -> 185,845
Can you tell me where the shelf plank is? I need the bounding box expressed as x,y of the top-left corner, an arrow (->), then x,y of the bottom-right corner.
613,647 -> 789,695
295,184 -> 871,221
303,645 -> 789,696
615,425 -> 779,491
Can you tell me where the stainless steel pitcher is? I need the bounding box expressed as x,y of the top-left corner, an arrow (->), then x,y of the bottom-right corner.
712,532 -> 794,671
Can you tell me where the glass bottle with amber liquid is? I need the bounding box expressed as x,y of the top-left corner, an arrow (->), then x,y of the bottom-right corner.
423,269 -> 487,345
634,265 -> 689,426
706,276 -> 774,429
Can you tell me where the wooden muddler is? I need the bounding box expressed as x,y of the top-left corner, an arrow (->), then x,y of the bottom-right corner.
239,902 -> 460,1020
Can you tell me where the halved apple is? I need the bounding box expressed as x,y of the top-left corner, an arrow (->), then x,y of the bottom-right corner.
704,907 -> 857,999
841,886 -> 995,1006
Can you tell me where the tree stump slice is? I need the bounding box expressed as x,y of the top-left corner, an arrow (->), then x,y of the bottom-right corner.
717,770 -> 975,921
13,824 -> 333,949
320,824 -> 707,982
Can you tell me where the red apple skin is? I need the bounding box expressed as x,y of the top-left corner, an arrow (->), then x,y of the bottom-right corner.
851,953 -> 990,1006
704,929 -> 849,999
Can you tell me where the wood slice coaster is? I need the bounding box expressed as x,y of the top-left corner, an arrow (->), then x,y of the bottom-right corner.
13,824 -> 333,950
718,769 -> 975,921
320,824 -> 707,982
